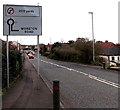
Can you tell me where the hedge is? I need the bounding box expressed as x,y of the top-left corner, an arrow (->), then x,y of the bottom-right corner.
2,50 -> 22,88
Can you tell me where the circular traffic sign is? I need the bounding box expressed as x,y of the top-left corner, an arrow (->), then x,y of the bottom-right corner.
7,7 -> 14,15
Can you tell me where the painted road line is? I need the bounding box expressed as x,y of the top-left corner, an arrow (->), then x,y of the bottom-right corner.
39,59 -> 120,89
88,74 -> 120,88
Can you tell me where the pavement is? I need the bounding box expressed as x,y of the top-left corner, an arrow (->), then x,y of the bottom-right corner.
109,67 -> 120,71
2,58 -> 53,109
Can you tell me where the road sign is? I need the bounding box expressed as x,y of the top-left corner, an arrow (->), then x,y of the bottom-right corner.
7,7 -> 14,15
3,5 -> 42,35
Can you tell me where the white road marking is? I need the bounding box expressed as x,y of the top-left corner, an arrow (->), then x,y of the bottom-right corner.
39,59 -> 120,89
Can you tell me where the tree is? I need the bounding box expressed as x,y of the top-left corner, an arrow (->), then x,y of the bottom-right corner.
49,38 -> 103,64
50,42 -> 62,54
74,38 -> 93,63
31,45 -> 35,50
68,40 -> 75,45
41,44 -> 47,55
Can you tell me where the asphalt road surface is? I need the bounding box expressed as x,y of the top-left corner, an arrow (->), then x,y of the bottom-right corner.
30,55 -> 119,108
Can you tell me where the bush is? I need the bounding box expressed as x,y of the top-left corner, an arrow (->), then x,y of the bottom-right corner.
91,61 -> 103,66
49,38 -> 103,64
2,54 -> 7,88
2,50 -> 23,88
49,44 -> 81,62
43,52 -> 50,57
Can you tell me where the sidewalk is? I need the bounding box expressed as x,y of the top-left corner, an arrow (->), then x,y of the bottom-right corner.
109,67 -> 120,71
2,58 -> 53,109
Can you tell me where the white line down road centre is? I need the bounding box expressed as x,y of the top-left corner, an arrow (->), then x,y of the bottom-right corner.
3,5 -> 42,35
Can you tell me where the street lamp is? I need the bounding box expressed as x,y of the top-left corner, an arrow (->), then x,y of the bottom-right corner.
89,12 -> 95,62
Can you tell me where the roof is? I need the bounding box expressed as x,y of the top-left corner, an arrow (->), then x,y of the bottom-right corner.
101,46 -> 120,56
100,41 -> 120,56
102,42 -> 115,48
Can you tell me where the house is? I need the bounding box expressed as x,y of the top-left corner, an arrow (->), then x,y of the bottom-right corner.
9,41 -> 20,51
99,41 -> 120,66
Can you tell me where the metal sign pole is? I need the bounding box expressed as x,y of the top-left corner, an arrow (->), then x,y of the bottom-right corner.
6,35 -> 9,88
37,35 -> 40,75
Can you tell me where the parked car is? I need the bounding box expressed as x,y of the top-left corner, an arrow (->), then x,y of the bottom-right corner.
30,50 -> 36,55
28,53 -> 34,59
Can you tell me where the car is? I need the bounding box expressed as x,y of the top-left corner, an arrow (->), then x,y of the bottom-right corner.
30,50 -> 36,55
28,53 -> 34,59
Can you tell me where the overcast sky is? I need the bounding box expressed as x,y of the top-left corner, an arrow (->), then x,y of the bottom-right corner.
0,0 -> 119,45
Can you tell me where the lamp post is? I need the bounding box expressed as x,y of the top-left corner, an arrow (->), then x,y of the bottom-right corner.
89,12 -> 95,62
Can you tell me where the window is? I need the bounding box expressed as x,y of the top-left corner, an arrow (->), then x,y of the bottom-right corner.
118,57 -> 120,61
112,56 -> 114,61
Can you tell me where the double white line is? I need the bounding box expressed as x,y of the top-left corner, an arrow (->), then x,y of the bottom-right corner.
40,59 -> 120,89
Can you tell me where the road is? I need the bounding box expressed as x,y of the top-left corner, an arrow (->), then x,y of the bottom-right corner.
30,55 -> 119,108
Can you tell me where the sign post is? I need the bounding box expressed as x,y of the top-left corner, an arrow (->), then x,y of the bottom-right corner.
6,35 -> 9,88
3,5 -> 42,85
37,35 -> 40,76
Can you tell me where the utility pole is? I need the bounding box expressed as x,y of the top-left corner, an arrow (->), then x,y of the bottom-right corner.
89,12 -> 95,62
